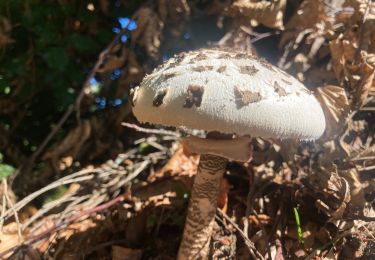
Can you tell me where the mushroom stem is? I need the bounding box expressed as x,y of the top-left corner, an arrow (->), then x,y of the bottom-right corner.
178,154 -> 228,260
181,136 -> 252,162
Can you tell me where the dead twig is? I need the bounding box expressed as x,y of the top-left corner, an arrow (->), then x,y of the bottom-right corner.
354,0 -> 372,62
122,122 -> 181,137
2,168 -> 98,222
2,179 -> 22,242
216,209 -> 265,260
0,193 -> 129,258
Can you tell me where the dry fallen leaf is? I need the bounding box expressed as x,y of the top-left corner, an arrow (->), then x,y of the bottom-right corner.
148,147 -> 199,182
353,54 -> 375,107
131,7 -> 164,58
97,48 -> 128,73
0,223 -> 24,257
315,85 -> 350,139
42,120 -> 91,169
225,0 -> 286,30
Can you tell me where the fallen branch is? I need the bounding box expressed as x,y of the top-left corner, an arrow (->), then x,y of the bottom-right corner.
0,193 -> 129,258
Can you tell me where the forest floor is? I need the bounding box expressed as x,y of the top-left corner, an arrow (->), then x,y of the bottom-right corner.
1,0 -> 375,259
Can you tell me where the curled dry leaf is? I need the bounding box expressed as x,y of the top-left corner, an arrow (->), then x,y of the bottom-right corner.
147,147 -> 199,182
315,85 -> 350,139
343,0 -> 375,23
277,0 -> 343,73
306,167 -> 351,219
280,0 -> 336,47
157,0 -> 190,37
97,48 -> 128,74
42,120 -> 91,167
353,54 -> 375,107
117,51 -> 144,97
0,223 -> 24,256
156,0 -> 190,22
330,36 -> 375,107
131,7 -> 164,58
225,0 -> 287,30
329,36 -> 355,81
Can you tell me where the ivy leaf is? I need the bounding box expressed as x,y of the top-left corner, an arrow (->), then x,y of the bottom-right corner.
0,164 -> 15,181
43,47 -> 69,71
69,33 -> 99,54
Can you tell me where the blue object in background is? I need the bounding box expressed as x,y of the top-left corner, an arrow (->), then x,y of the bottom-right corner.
183,32 -> 191,40
127,20 -> 137,31
113,17 -> 137,35
112,98 -> 123,107
120,35 -> 128,43
95,97 -> 107,109
89,77 -> 98,85
118,17 -> 130,29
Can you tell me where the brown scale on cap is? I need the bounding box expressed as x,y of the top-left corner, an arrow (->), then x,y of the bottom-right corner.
274,81 -> 288,96
175,52 -> 187,63
240,65 -> 259,75
193,52 -> 209,62
218,53 -> 232,59
192,65 -> 214,72
169,53 -> 187,68
234,86 -> 262,108
234,52 -> 252,59
163,72 -> 178,80
184,85 -> 204,108
259,58 -> 276,72
153,89 -> 168,107
217,66 -> 227,73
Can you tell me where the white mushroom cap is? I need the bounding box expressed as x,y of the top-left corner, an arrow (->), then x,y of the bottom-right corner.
132,48 -> 326,140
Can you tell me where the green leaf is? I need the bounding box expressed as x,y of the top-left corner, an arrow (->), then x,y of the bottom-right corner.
0,164 -> 15,181
43,186 -> 68,204
34,25 -> 60,47
43,47 -> 69,71
97,29 -> 113,44
69,33 -> 99,54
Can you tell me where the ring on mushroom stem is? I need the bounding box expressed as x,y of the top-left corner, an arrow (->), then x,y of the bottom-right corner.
130,48 -> 326,259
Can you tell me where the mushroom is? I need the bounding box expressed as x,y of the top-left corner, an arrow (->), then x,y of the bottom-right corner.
130,48 -> 326,259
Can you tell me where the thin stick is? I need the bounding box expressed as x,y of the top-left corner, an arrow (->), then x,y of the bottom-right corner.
0,193 -> 128,257
2,179 -> 22,242
216,209 -> 265,260
2,169 -> 98,221
354,0 -> 372,62
0,194 -> 5,229
26,105 -> 74,168
121,122 -> 180,137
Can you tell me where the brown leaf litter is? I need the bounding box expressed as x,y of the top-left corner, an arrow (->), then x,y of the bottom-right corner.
2,0 -> 375,259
